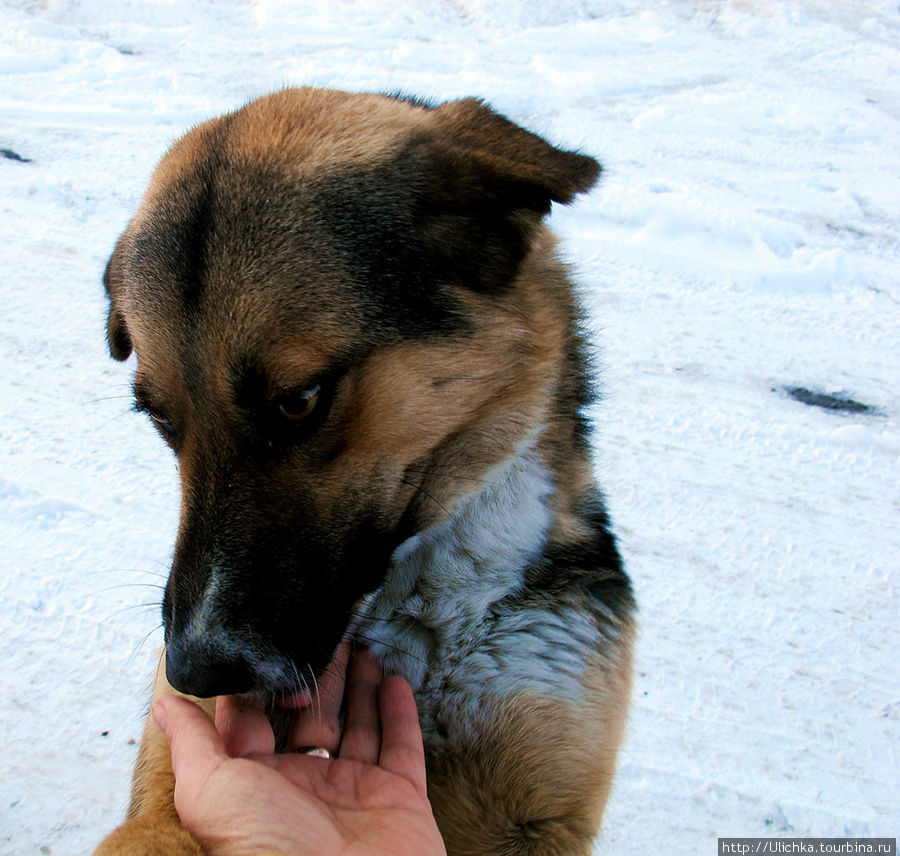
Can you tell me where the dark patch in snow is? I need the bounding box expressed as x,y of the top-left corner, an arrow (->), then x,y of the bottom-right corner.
783,386 -> 874,414
2,148 -> 31,163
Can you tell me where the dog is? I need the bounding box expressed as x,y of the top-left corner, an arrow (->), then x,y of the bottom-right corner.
93,87 -> 634,856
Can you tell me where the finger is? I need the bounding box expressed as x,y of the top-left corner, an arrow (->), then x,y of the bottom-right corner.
336,647 -> 382,765
215,695 -> 275,758
153,696 -> 229,804
287,640 -> 350,753
378,675 -> 427,793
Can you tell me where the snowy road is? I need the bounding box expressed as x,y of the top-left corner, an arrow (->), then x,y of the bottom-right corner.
1,1 -> 898,854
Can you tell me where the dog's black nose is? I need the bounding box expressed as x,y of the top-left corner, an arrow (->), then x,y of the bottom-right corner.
165,638 -> 256,698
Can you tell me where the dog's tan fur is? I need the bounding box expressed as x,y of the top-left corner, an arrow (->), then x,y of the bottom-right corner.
95,87 -> 634,856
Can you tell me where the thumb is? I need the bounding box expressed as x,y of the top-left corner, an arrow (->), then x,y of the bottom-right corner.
154,696 -> 229,806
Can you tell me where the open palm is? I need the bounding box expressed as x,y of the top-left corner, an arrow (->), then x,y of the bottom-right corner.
155,648 -> 446,856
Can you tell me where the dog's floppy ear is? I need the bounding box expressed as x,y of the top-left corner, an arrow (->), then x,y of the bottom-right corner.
103,234 -> 133,361
412,98 -> 600,292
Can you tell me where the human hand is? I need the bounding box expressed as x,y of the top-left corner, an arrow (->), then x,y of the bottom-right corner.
153,647 -> 447,856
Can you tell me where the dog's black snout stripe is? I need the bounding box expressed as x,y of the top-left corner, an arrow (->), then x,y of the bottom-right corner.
165,639 -> 256,698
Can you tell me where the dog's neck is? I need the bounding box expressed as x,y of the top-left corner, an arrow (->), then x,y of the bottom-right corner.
358,435 -> 556,691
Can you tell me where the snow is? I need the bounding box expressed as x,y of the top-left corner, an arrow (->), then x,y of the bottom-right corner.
1,1 -> 898,853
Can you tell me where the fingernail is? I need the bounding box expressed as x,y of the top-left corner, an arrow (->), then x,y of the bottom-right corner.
152,699 -> 167,732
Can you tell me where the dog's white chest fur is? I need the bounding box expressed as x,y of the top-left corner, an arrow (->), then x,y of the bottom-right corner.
359,440 -> 602,737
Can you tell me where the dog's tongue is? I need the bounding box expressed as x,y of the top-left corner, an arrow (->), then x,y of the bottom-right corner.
277,689 -> 313,709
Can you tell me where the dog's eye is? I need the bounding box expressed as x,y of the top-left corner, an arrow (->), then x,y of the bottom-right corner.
149,412 -> 176,436
277,384 -> 320,422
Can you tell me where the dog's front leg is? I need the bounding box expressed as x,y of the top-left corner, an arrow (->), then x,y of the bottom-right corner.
93,652 -> 210,856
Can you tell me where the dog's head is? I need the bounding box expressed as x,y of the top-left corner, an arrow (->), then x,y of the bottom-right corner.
104,88 -> 599,699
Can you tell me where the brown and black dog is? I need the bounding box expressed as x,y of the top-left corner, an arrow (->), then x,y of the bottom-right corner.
94,87 -> 634,856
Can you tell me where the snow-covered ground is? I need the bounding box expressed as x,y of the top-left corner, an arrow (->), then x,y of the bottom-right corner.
1,1 -> 898,853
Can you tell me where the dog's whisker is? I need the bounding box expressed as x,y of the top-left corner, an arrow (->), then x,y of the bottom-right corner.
351,633 -> 426,665
408,455 -> 497,468
93,582 -> 166,596
85,567 -> 169,580
93,407 -> 147,433
108,601 -> 163,616
286,658 -> 308,705
401,476 -> 453,517
404,467 -> 497,485
404,458 -> 496,472
130,622 -> 165,661
78,393 -> 135,407
316,661 -> 344,697
306,662 -> 321,724
347,611 -> 395,623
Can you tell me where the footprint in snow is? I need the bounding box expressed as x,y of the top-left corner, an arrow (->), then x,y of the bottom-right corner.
782,386 -> 875,415
2,148 -> 32,163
